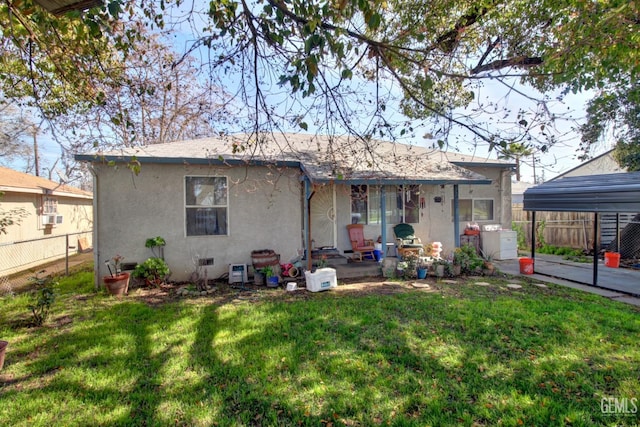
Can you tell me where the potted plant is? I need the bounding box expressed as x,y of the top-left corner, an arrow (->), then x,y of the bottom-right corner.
103,254 -> 130,296
145,236 -> 166,259
132,257 -> 170,287
457,244 -> 484,275
416,257 -> 429,279
260,265 -> 279,287
452,248 -> 469,276
401,251 -> 419,280
431,258 -> 451,278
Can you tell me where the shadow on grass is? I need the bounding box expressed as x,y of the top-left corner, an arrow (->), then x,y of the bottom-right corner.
1,284 -> 639,426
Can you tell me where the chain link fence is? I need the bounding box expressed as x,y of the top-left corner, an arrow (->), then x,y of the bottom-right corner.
0,231 -> 93,294
512,212 -> 640,266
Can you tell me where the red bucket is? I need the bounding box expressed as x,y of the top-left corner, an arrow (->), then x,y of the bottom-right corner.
519,257 -> 534,275
604,252 -> 620,268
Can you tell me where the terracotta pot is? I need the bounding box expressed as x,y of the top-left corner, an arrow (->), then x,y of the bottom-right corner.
0,340 -> 7,371
103,272 -> 130,296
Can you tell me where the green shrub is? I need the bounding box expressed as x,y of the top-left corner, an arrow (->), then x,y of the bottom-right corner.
28,274 -> 57,326
132,257 -> 170,287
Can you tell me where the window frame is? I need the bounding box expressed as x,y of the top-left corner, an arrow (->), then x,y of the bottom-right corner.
451,198 -> 495,222
42,196 -> 58,215
350,184 -> 421,225
184,175 -> 229,237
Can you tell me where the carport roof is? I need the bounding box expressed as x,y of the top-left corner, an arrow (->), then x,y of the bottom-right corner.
523,172 -> 640,212
76,133 -> 513,185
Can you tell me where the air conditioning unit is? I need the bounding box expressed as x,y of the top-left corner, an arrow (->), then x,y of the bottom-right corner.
228,264 -> 248,284
41,215 -> 56,225
41,214 -> 63,226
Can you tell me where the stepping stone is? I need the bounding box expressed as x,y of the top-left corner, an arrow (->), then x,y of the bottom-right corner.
532,283 -> 548,288
506,284 -> 523,289
411,282 -> 431,289
442,280 -> 458,284
474,282 -> 491,286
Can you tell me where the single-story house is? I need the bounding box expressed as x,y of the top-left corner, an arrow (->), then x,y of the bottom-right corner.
75,133 -> 515,284
0,166 -> 93,276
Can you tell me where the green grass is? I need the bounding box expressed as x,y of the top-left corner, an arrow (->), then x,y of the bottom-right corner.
1,267 -> 639,426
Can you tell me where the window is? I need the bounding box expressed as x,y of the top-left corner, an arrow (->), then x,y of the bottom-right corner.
185,176 -> 228,236
42,197 -> 58,214
452,199 -> 494,221
350,185 -> 368,224
350,184 -> 420,224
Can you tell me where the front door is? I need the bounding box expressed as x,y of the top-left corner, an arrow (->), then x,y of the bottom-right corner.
309,184 -> 336,248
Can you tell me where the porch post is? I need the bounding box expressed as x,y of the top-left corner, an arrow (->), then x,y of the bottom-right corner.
381,185 -> 387,258
304,177 -> 313,272
453,185 -> 460,247
593,212 -> 599,286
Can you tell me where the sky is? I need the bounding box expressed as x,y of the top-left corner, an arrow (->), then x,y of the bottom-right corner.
8,80 -> 604,186
3,4 -> 614,185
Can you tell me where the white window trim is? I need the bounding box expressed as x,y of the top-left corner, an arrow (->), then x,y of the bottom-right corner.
184,175 -> 229,237
453,198 -> 495,222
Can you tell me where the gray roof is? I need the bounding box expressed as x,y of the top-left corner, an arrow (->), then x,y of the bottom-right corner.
76,133 -> 513,185
523,172 -> 640,212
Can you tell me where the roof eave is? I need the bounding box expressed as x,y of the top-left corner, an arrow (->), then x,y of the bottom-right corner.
76,154 -> 493,186
451,161 -> 516,169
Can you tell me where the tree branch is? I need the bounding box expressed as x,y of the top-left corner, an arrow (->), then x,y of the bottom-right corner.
471,56 -> 543,74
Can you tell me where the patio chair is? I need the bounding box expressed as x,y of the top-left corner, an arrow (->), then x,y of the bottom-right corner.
393,223 -> 424,257
346,224 -> 376,261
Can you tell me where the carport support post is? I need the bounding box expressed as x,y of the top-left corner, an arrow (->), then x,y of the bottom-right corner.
593,212 -> 599,286
615,213 -> 620,252
530,211 -> 536,273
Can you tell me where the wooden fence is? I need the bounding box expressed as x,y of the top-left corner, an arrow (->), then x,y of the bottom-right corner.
512,205 -> 636,250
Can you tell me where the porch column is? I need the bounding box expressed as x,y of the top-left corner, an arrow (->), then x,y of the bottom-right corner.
453,185 -> 460,247
381,186 -> 387,258
304,177 -> 313,272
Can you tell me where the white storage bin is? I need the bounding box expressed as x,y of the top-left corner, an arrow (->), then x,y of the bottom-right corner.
304,268 -> 337,292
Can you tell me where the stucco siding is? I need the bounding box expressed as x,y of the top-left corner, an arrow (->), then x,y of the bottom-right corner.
0,191 -> 93,276
94,163 -> 303,282
559,152 -> 625,178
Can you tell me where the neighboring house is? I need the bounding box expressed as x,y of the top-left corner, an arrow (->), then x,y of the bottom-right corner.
511,181 -> 535,204
0,166 -> 93,276
549,149 -> 626,180
76,133 -> 515,283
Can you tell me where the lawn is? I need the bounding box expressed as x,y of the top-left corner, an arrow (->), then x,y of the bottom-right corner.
1,265 -> 639,426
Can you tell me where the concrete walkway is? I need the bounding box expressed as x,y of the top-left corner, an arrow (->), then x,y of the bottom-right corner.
1,251 -> 94,294
495,254 -> 640,307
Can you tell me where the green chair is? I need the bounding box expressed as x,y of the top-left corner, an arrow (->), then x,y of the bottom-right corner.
393,223 -> 424,257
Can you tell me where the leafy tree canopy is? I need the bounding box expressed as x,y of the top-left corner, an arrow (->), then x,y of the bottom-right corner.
2,0 -> 639,158
580,82 -> 640,171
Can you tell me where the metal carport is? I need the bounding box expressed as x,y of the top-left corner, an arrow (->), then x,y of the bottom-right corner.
523,171 -> 640,288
